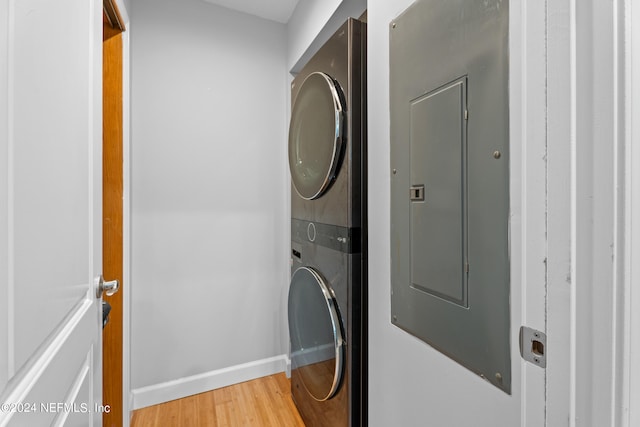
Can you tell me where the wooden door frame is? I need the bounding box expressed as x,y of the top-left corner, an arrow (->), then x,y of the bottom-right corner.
103,26 -> 123,427
103,0 -> 129,425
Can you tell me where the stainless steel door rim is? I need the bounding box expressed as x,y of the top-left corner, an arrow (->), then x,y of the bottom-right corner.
288,266 -> 344,401
288,72 -> 345,200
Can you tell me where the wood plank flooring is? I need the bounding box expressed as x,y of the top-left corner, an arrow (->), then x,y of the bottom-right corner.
130,374 -> 305,426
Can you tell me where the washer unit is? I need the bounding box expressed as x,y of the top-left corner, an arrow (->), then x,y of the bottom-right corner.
287,18 -> 367,427
289,229 -> 362,427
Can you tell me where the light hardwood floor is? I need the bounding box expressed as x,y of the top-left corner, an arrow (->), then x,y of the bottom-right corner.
130,374 -> 305,426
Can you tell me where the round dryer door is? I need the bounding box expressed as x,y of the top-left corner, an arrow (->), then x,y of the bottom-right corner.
288,266 -> 344,401
288,72 -> 345,200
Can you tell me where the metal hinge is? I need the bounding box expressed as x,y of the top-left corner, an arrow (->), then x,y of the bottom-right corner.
519,327 -> 546,368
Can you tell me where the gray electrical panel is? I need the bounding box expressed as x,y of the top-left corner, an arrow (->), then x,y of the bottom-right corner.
390,0 -> 510,393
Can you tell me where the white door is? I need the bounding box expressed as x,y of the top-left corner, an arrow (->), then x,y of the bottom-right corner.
0,0 -> 104,426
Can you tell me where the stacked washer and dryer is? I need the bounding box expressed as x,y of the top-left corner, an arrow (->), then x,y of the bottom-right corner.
287,18 -> 367,427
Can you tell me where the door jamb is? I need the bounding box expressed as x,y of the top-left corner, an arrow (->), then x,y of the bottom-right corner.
626,0 -> 640,424
102,1 -> 130,425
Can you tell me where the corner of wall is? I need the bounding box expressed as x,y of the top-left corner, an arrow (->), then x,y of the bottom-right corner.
115,0 -> 130,25
131,355 -> 289,410
121,26 -> 133,427
286,0 -> 366,74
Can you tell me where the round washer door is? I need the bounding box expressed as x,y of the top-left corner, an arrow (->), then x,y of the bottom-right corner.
288,72 -> 345,200
288,266 -> 344,401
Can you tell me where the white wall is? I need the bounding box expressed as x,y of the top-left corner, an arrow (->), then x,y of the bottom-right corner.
287,0 -> 341,72
130,0 -> 289,407
287,0 -> 366,73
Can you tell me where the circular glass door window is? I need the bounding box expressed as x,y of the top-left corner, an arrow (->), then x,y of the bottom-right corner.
288,266 -> 344,401
288,72 -> 345,200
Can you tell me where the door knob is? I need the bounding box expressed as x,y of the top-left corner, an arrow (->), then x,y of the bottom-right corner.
95,275 -> 119,298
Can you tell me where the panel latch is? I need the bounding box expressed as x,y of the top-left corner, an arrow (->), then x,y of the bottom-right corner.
409,185 -> 425,201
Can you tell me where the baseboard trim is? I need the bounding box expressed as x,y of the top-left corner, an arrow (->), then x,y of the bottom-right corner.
285,355 -> 291,378
131,354 -> 288,410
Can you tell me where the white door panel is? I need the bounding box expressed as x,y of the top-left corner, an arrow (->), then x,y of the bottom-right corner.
5,298 -> 96,426
0,0 -> 10,393
11,0 -> 92,372
1,0 -> 103,425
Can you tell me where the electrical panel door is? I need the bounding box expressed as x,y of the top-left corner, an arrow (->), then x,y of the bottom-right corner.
410,77 -> 468,307
390,0 -> 510,393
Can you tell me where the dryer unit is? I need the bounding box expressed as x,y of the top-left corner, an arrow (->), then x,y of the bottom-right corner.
287,18 -> 367,427
288,18 -> 366,229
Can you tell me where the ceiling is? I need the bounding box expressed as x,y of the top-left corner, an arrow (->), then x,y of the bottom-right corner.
201,0 -> 300,23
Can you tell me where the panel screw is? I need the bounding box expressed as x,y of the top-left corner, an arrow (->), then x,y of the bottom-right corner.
495,373 -> 503,383
392,169 -> 397,175
493,150 -> 502,159
392,315 -> 397,322
392,22 -> 397,28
